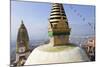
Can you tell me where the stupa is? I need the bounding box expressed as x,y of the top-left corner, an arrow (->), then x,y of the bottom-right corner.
25,3 -> 89,65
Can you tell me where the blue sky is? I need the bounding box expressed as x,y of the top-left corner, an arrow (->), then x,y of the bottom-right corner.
11,1 -> 95,41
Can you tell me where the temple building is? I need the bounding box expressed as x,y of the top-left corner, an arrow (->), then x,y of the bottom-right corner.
82,37 -> 95,61
14,20 -> 30,66
25,3 -> 89,65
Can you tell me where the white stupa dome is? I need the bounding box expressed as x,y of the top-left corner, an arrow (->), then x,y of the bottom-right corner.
25,44 -> 89,65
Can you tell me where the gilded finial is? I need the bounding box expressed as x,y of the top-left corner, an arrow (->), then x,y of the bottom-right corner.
21,20 -> 24,24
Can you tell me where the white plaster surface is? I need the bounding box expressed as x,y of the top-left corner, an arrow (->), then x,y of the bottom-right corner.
25,44 -> 89,65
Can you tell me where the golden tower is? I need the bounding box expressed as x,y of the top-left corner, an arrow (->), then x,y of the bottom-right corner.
48,3 -> 71,46
15,20 -> 30,66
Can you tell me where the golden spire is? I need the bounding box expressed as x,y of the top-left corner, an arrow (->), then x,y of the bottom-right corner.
21,20 -> 24,24
48,3 -> 71,46
16,20 -> 29,52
